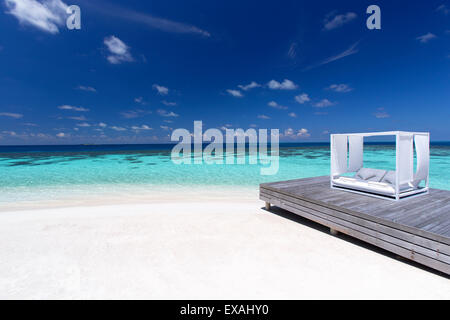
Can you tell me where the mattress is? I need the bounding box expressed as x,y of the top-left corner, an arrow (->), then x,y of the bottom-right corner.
332,176 -> 413,196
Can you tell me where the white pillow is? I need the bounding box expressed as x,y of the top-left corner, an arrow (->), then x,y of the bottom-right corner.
382,171 -> 415,190
410,178 -> 422,188
382,171 -> 396,185
355,168 -> 376,180
355,168 -> 387,182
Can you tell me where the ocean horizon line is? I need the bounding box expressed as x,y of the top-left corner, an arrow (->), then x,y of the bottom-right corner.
0,141 -> 449,156
1,140 -> 450,148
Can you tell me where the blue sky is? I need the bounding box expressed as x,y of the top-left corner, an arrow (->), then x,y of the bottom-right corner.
0,0 -> 449,144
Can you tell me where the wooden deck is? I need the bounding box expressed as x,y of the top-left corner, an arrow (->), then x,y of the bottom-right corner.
260,176 -> 450,275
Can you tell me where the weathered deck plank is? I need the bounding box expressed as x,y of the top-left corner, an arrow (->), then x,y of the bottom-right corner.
260,176 -> 450,275
260,189 -> 450,257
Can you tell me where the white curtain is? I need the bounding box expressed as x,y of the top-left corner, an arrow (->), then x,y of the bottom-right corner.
397,133 -> 414,186
348,136 -> 364,172
413,134 -> 430,187
331,135 -> 348,176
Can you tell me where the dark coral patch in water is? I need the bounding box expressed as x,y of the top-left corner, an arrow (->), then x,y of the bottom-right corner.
8,161 -> 35,166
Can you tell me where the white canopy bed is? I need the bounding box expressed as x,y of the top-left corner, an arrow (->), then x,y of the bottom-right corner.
330,131 -> 430,200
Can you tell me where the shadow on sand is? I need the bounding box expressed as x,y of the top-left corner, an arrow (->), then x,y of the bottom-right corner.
262,205 -> 450,279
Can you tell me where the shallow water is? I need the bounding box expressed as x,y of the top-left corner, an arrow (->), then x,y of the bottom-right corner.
0,143 -> 449,203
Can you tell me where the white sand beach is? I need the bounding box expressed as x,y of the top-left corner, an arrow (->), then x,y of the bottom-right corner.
0,188 -> 449,300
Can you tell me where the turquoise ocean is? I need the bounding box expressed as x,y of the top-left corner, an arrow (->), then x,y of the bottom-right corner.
1,143 -> 449,203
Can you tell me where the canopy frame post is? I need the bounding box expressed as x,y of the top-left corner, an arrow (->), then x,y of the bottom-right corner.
395,133 -> 400,201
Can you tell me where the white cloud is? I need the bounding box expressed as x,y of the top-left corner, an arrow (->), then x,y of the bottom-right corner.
58,104 -> 89,112
98,122 -> 107,128
134,14 -> 210,37
325,42 -> 359,63
305,42 -> 359,70
257,114 -> 270,119
268,101 -> 288,110
131,124 -> 152,130
87,2 -> 210,37
110,126 -> 127,131
67,115 -> 87,121
284,128 -> 294,136
160,125 -> 171,130
436,4 -> 449,15
295,93 -> 310,104
267,79 -> 298,90
226,89 -> 243,97
416,32 -> 437,43
104,35 -> 133,64
0,112 -> 23,118
323,12 -> 357,31
56,132 -> 65,137
4,0 -> 68,34
283,128 -> 310,138
121,111 -> 139,119
77,85 -> 96,92
374,108 -> 390,118
36,133 -> 48,138
162,100 -> 176,106
157,109 -> 179,117
314,99 -> 334,108
288,112 -> 297,118
238,81 -> 261,91
134,97 -> 143,103
287,42 -> 298,59
120,109 -> 150,119
297,128 -> 310,137
76,122 -> 90,127
374,112 -> 389,119
2,130 -> 17,136
153,84 -> 169,95
328,84 -> 353,92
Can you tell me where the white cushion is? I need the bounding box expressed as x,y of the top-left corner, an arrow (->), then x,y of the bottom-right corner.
355,168 -> 375,180
381,170 -> 396,185
411,178 -> 422,188
333,177 -> 395,196
355,168 -> 387,182
381,171 -> 415,190
338,177 -> 358,184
